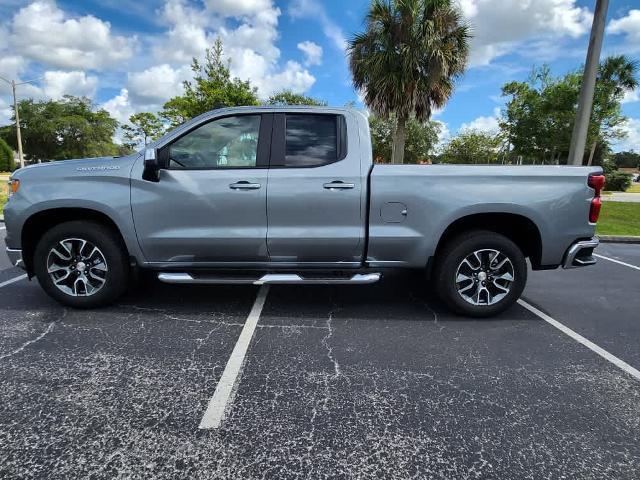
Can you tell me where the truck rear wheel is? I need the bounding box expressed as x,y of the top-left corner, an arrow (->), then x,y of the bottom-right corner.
434,231 -> 527,318
33,221 -> 129,308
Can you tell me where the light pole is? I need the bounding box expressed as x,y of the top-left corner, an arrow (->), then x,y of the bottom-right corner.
0,75 -> 41,169
567,0 -> 610,166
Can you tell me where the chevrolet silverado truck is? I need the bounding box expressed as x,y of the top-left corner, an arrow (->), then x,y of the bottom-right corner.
4,106 -> 604,317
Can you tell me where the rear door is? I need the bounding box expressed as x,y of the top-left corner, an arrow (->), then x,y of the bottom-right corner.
131,113 -> 271,265
266,112 -> 365,265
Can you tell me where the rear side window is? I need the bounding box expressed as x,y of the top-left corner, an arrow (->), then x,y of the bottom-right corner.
284,114 -> 346,167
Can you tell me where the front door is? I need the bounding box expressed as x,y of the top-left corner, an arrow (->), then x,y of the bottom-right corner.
266,112 -> 365,265
131,113 -> 271,265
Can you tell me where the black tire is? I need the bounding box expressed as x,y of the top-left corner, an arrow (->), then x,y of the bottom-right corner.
434,230 -> 527,318
33,221 -> 129,308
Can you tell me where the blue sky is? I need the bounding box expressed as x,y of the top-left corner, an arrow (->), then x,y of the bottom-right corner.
0,0 -> 639,151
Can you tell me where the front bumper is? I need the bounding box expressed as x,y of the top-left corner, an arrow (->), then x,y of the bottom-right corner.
562,238 -> 599,269
6,248 -> 25,270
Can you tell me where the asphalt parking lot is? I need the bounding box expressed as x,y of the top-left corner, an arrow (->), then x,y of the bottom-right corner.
1,225 -> 639,479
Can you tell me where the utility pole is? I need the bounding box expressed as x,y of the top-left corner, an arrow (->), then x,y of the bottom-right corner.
11,80 -> 25,169
567,0 -> 609,166
1,75 -> 41,169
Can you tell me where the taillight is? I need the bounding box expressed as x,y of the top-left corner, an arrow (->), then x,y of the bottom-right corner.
588,174 -> 605,223
589,196 -> 602,223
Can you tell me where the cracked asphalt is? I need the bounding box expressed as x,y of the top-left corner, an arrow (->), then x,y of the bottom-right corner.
1,225 -> 639,479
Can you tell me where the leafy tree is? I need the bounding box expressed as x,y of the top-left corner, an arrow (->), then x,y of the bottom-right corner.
349,0 -> 470,164
122,112 -> 165,150
1,96 -> 120,162
370,115 -> 440,163
266,90 -> 327,106
0,138 -> 15,172
501,56 -> 639,165
161,38 -> 260,127
440,130 -> 503,164
586,56 -> 639,165
611,150 -> 640,169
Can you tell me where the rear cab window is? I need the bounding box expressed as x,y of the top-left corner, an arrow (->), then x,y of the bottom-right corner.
271,113 -> 347,168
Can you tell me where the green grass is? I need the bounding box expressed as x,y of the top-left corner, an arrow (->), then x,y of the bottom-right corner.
596,201 -> 640,237
0,172 -> 9,216
627,184 -> 640,193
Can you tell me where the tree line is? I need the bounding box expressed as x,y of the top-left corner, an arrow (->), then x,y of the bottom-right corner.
0,0 -> 638,169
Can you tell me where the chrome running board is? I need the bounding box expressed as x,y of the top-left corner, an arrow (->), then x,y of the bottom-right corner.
157,272 -> 382,285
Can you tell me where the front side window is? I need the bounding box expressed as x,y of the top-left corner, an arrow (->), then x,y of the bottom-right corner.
285,114 -> 339,167
168,115 -> 261,169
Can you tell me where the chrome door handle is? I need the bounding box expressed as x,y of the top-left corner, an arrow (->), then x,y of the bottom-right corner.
323,181 -> 355,190
230,181 -> 261,190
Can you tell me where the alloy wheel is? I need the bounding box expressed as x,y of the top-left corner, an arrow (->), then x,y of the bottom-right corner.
46,238 -> 108,297
454,249 -> 515,306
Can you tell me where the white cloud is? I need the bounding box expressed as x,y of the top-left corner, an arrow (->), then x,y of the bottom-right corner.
127,64 -> 192,105
153,0 -> 218,64
262,61 -> 316,95
149,0 -> 314,98
613,117 -> 640,152
43,71 -> 98,99
608,9 -> 640,43
204,0 -> 273,17
0,55 -> 26,80
101,88 -> 135,124
460,107 -> 501,134
219,7 -> 281,63
289,0 -> 347,51
298,41 -> 323,66
0,98 -> 12,126
9,0 -> 136,70
459,0 -> 592,66
622,89 -> 640,104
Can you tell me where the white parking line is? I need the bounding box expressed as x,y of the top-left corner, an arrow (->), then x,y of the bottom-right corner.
518,299 -> 640,382
0,274 -> 28,288
594,253 -> 640,271
199,285 -> 270,429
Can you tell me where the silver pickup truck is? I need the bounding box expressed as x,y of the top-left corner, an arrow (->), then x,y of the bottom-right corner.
4,106 -> 604,317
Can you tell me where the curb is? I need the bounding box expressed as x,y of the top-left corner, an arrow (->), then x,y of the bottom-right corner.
598,235 -> 640,244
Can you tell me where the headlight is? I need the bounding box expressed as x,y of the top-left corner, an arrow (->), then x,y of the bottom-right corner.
7,179 -> 20,198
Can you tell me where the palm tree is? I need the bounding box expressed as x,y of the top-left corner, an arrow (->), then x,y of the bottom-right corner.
349,0 -> 470,164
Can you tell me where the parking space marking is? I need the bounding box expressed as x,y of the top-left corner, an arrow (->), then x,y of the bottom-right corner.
199,285 -> 270,429
594,253 -> 640,272
518,299 -> 640,382
0,274 -> 28,288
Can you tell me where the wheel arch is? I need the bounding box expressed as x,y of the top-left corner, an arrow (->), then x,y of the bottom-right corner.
21,208 -> 131,276
432,212 -> 543,270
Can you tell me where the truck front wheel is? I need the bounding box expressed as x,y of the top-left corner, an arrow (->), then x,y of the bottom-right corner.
434,231 -> 527,318
33,221 -> 130,308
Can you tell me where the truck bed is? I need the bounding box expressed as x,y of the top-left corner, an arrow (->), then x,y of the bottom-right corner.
367,164 -> 601,269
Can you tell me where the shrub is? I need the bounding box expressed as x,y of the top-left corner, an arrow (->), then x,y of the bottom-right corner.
601,159 -> 618,176
605,171 -> 632,192
0,138 -> 15,172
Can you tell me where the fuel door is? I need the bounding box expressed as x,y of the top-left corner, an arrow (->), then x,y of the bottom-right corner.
381,202 -> 408,223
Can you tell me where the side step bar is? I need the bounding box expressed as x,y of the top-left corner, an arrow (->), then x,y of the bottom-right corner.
158,272 -> 382,285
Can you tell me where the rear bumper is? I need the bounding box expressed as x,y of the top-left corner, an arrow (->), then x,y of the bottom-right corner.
562,238 -> 599,269
6,247 -> 25,270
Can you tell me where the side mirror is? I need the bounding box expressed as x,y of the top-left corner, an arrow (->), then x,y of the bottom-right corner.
142,148 -> 160,182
